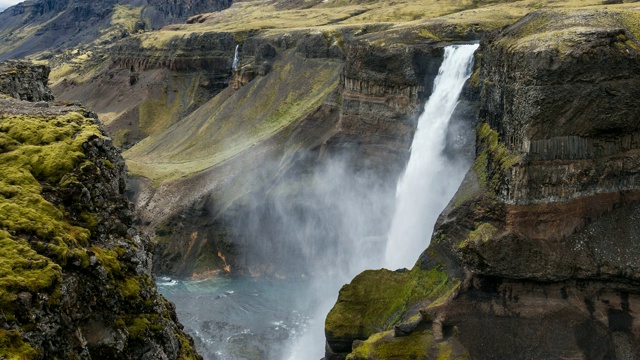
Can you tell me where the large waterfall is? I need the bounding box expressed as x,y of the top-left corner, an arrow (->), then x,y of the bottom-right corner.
158,44 -> 479,360
385,44 -> 479,270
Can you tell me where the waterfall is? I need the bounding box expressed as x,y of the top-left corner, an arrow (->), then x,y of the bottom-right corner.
232,44 -> 240,70
384,44 -> 479,270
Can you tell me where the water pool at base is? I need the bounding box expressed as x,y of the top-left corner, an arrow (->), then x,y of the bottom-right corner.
158,277 -> 316,360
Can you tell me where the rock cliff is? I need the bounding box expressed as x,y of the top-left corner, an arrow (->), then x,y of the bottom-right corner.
121,26 -> 453,277
325,9 -> 640,359
0,62 -> 200,359
52,31 -> 237,149
0,61 -> 53,102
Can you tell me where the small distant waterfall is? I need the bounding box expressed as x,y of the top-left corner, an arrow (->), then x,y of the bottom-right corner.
232,44 -> 240,70
385,44 -> 479,270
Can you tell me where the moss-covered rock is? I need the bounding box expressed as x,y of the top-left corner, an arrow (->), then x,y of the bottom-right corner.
325,267 -> 460,357
0,95 -> 201,358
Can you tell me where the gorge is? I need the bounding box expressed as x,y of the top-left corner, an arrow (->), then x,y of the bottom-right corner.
1,0 -> 640,359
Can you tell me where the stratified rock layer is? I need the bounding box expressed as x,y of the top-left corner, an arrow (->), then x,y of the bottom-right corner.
325,9 -> 640,360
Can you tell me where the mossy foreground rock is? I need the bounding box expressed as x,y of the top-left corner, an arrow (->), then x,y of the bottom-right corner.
0,64 -> 200,359
326,9 -> 640,360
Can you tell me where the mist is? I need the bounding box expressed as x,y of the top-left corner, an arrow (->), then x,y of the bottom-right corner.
162,44 -> 480,360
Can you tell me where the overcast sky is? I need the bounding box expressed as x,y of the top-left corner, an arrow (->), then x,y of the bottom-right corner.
0,0 -> 23,12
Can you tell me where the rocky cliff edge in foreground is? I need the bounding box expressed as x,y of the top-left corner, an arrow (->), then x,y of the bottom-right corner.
0,62 -> 200,359
325,9 -> 640,360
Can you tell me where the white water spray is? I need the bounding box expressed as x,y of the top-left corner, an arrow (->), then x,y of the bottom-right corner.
385,44 -> 479,270
232,44 -> 240,70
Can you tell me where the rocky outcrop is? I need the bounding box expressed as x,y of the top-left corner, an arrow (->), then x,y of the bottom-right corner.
0,61 -> 53,101
0,66 -> 200,358
325,9 -> 640,359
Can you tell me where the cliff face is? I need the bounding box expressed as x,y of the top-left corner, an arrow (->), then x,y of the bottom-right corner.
52,31 -> 236,149
325,9 -> 640,360
119,26 -> 451,277
0,61 -> 53,102
0,62 -> 200,359
0,0 -> 232,61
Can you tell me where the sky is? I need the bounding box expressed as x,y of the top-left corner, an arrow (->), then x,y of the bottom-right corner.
0,0 -> 23,12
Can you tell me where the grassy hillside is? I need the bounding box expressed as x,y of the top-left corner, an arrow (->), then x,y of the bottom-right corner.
124,50 -> 341,183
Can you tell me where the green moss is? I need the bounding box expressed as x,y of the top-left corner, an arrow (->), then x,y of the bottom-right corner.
124,315 -> 153,340
0,113 -> 101,184
0,112 -> 108,344
80,212 -> 98,231
325,267 -> 459,342
0,232 -> 62,307
348,330 -> 432,360
120,277 -> 141,298
474,123 -> 520,192
91,247 -> 122,275
0,330 -> 39,360
176,331 -> 202,360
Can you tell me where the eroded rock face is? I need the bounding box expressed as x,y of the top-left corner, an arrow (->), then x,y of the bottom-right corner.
325,9 -> 640,359
136,31 -> 448,278
0,61 -> 53,102
52,31 -> 238,149
0,65 -> 200,359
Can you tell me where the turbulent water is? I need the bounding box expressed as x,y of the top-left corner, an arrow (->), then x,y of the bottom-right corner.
158,277 -> 314,360
385,44 -> 479,270
161,44 -> 479,360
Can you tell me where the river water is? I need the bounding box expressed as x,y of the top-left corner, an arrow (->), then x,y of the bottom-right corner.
158,276 -> 315,360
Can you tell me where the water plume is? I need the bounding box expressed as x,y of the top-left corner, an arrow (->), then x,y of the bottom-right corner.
385,44 -> 479,270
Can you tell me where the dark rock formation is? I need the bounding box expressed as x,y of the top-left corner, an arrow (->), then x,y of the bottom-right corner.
0,61 -> 53,101
325,9 -> 640,359
0,63 -> 200,358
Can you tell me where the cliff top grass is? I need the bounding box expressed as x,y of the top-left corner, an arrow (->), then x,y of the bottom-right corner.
493,8 -> 640,53
131,0 -> 638,49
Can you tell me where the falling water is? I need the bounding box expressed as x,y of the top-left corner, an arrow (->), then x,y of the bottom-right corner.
160,44 -> 480,360
385,44 -> 479,270
232,44 -> 240,70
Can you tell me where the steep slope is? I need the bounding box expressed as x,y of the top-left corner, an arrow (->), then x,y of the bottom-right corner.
0,0 -> 232,61
0,62 -> 200,359
325,8 -> 640,359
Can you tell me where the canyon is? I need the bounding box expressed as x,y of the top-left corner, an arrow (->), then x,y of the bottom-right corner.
0,0 -> 639,359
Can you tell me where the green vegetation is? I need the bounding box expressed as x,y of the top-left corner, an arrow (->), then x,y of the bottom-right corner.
493,8 -> 640,55
0,330 -> 39,359
348,330 -> 432,359
125,50 -> 341,183
473,123 -> 520,192
0,233 -> 61,308
0,113 -> 101,252
325,267 -> 460,341
0,110 -> 200,357
457,222 -> 498,248
346,329 -> 468,359
0,111 -> 102,357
